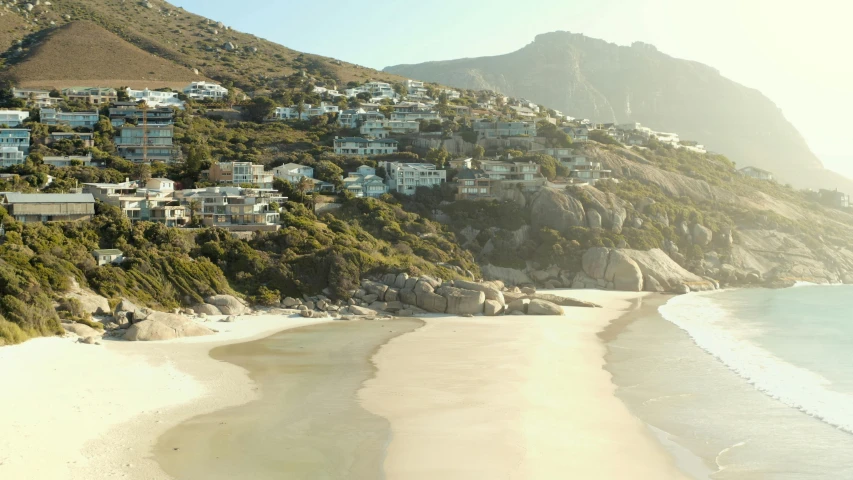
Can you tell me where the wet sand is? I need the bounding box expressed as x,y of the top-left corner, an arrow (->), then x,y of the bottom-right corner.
154,319 -> 422,480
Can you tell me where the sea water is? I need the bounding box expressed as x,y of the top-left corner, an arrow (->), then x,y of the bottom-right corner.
606,286 -> 853,479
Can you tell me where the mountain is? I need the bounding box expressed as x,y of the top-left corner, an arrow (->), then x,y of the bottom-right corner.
0,0 -> 405,91
385,31 -> 852,192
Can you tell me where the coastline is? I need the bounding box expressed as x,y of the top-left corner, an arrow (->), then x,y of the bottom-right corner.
0,313 -> 330,480
359,289 -> 691,479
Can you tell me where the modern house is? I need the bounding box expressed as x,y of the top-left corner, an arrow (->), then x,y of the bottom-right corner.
818,189 -> 850,209
40,109 -> 99,129
345,82 -> 397,101
567,158 -> 612,185
390,104 -> 440,122
183,81 -> 228,100
739,166 -> 774,181
109,103 -> 174,127
174,186 -> 286,231
203,162 -> 273,189
383,162 -> 446,195
342,165 -> 388,198
93,249 -> 124,266
273,103 -> 339,121
473,121 -> 537,138
12,88 -> 60,108
439,89 -> 461,100
566,127 -> 589,142
114,125 -> 177,163
48,132 -> 95,148
337,108 -> 386,129
271,163 -> 313,183
359,119 -> 420,138
448,158 -> 473,170
455,168 -> 494,200
333,137 -> 398,156
43,155 -> 95,168
0,110 -> 30,126
0,146 -> 24,167
405,79 -> 429,98
0,193 -> 95,223
61,87 -> 117,105
479,160 -> 546,191
82,180 -> 187,226
125,88 -> 184,109
0,128 -> 30,155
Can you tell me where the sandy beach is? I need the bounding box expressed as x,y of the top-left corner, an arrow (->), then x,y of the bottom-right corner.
0,290 -> 690,480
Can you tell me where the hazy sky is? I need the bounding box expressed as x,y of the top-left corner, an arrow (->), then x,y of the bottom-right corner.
172,0 -> 853,177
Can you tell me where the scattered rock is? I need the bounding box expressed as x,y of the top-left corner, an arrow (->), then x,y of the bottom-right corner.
63,323 -> 101,338
483,299 -> 503,316
348,305 -> 377,316
527,299 -> 564,316
437,286 -> 485,315
220,315 -> 236,323
204,295 -> 247,315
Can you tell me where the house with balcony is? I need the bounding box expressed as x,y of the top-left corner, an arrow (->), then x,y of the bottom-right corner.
43,154 -> 95,168
82,180 -> 187,226
473,121 -> 537,139
273,102 -> 339,121
337,108 -> 386,129
48,131 -> 94,148
175,186 -> 285,231
567,158 -> 612,185
203,161 -> 273,189
0,128 -> 30,155
479,160 -> 546,191
359,118 -> 420,138
456,168 -> 494,200
334,137 -> 398,156
739,166 -> 774,181
0,146 -> 24,167
345,82 -> 398,101
0,193 -> 95,223
114,125 -> 177,163
818,189 -> 850,209
125,88 -> 185,109
405,79 -> 429,98
12,88 -> 60,108
40,109 -> 99,129
270,163 -> 335,192
109,103 -> 174,127
0,110 -> 30,127
565,127 -> 589,142
183,81 -> 228,100
390,103 -> 441,122
383,162 -> 446,195
341,165 -> 387,198
61,87 -> 117,105
439,89 -> 461,100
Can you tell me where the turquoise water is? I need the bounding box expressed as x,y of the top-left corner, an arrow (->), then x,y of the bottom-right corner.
607,286 -> 853,479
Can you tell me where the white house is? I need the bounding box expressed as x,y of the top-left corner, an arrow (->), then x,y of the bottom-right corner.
274,103 -> 339,121
183,81 -> 228,100
383,162 -> 446,195
146,178 -> 176,191
93,249 -> 124,266
343,166 -> 388,198
359,119 -> 420,138
0,146 -> 24,167
739,166 -> 774,181
334,137 -> 398,156
439,89 -> 461,100
125,88 -> 185,109
337,109 -> 386,129
405,79 -> 429,98
0,110 -> 30,127
345,82 -> 398,101
271,163 -> 314,183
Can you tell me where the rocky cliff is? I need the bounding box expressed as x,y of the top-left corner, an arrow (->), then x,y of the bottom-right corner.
385,31 -> 853,192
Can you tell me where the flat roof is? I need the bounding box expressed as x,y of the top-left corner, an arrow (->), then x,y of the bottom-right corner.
3,193 -> 95,203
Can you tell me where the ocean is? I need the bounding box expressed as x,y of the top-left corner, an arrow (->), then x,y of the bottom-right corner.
606,286 -> 853,479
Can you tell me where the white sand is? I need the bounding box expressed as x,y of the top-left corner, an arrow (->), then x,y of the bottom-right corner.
359,290 -> 690,480
0,313 -> 328,480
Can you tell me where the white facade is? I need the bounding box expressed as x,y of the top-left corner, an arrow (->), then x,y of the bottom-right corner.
183,81 -> 228,100
383,162 -> 446,195
0,110 -> 30,127
125,88 -> 185,109
0,146 -> 24,167
274,103 -> 339,121
146,178 -> 176,191
345,82 -> 398,101
334,137 -> 398,156
271,163 -> 314,183
359,119 -> 420,138
337,109 -> 386,129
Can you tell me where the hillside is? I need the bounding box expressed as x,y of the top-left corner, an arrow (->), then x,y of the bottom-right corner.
384,31 -> 852,193
0,0 -> 406,90
2,21 -> 201,89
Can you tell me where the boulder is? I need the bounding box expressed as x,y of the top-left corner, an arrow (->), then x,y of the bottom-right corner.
384,288 -> 399,302
692,224 -> 713,246
586,209 -> 602,229
361,280 -> 389,300
480,264 -> 533,286
300,310 -> 316,318
416,291 -> 448,313
368,301 -> 388,312
63,323 -> 101,338
437,286 -> 485,315
124,313 -> 214,341
582,247 -> 611,280
385,301 -> 404,312
399,288 -> 417,306
643,274 -> 664,292
453,279 -> 506,306
483,299 -> 503,316
204,295 -> 247,316
381,273 -> 398,286
221,315 -> 237,323
527,293 -> 600,308
521,286 -> 536,295
282,296 -> 302,307
362,294 -> 379,304
394,273 -> 409,289
404,276 -> 419,290
530,187 -> 586,235
397,309 -> 414,317
194,303 -> 221,316
507,298 -> 529,314
531,270 -> 551,284
603,250 -> 644,292
418,275 -> 442,289
348,305 -> 377,316
527,300 -> 564,316
503,291 -> 527,304
622,249 -> 716,292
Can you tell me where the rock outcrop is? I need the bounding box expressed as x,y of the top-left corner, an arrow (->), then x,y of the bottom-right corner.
527,299 -> 564,315
530,187 -> 585,235
124,312 -> 214,341
204,295 -> 247,315
437,286 -> 486,315
575,247 -> 715,293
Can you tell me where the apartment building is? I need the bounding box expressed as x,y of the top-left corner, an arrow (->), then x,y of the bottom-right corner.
0,128 -> 30,155
61,87 -> 117,105
204,161 -> 273,189
473,121 -> 537,138
114,125 -> 177,163
40,109 -> 99,129
0,110 -> 30,126
183,81 -> 228,100
333,137 -> 398,156
175,186 -> 285,231
109,102 -> 174,127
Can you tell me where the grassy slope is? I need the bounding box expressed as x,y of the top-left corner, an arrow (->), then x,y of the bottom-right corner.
0,0 -> 407,90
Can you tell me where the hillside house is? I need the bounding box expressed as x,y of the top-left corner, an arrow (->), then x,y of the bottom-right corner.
43,155 -> 94,168
48,132 -> 94,148
359,119 -> 420,138
390,104 -> 440,122
342,166 -> 388,198
61,87 -> 117,105
1,193 -> 95,223
271,163 -> 314,184
0,146 -> 24,167
93,249 -> 124,266
115,125 -> 177,163
82,180 -> 187,226
566,127 -> 589,142
12,88 -> 60,108
175,186 -> 285,231
146,178 -> 176,191
406,79 -> 429,98
109,103 -> 174,127
439,89 -> 461,100
473,121 -> 537,138
383,162 -> 446,195
334,137 -> 398,156
567,158 -> 612,185
479,160 -> 546,191
125,88 -> 184,109
818,189 -> 850,209
739,166 -> 774,181
40,109 -> 99,129
183,81 -> 228,100
273,103 -> 339,121
345,82 -> 397,101
0,110 -> 30,126
449,158 -> 473,170
0,128 -> 30,155
456,168 -> 494,200
337,108 -> 386,129
204,162 -> 273,189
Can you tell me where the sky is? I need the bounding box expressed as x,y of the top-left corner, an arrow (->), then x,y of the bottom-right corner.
172,0 -> 853,178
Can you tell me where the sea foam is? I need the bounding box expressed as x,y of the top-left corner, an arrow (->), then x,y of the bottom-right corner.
659,292 -> 853,435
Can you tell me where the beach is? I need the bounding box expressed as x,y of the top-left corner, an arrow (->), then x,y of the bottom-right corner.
0,291 -> 689,479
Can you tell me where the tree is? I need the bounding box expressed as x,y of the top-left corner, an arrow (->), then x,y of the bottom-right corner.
425,147 -> 450,169
473,145 -> 485,159
184,143 -> 209,173
241,96 -> 277,123
296,176 -> 315,212
133,163 -> 152,183
187,199 -> 201,226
